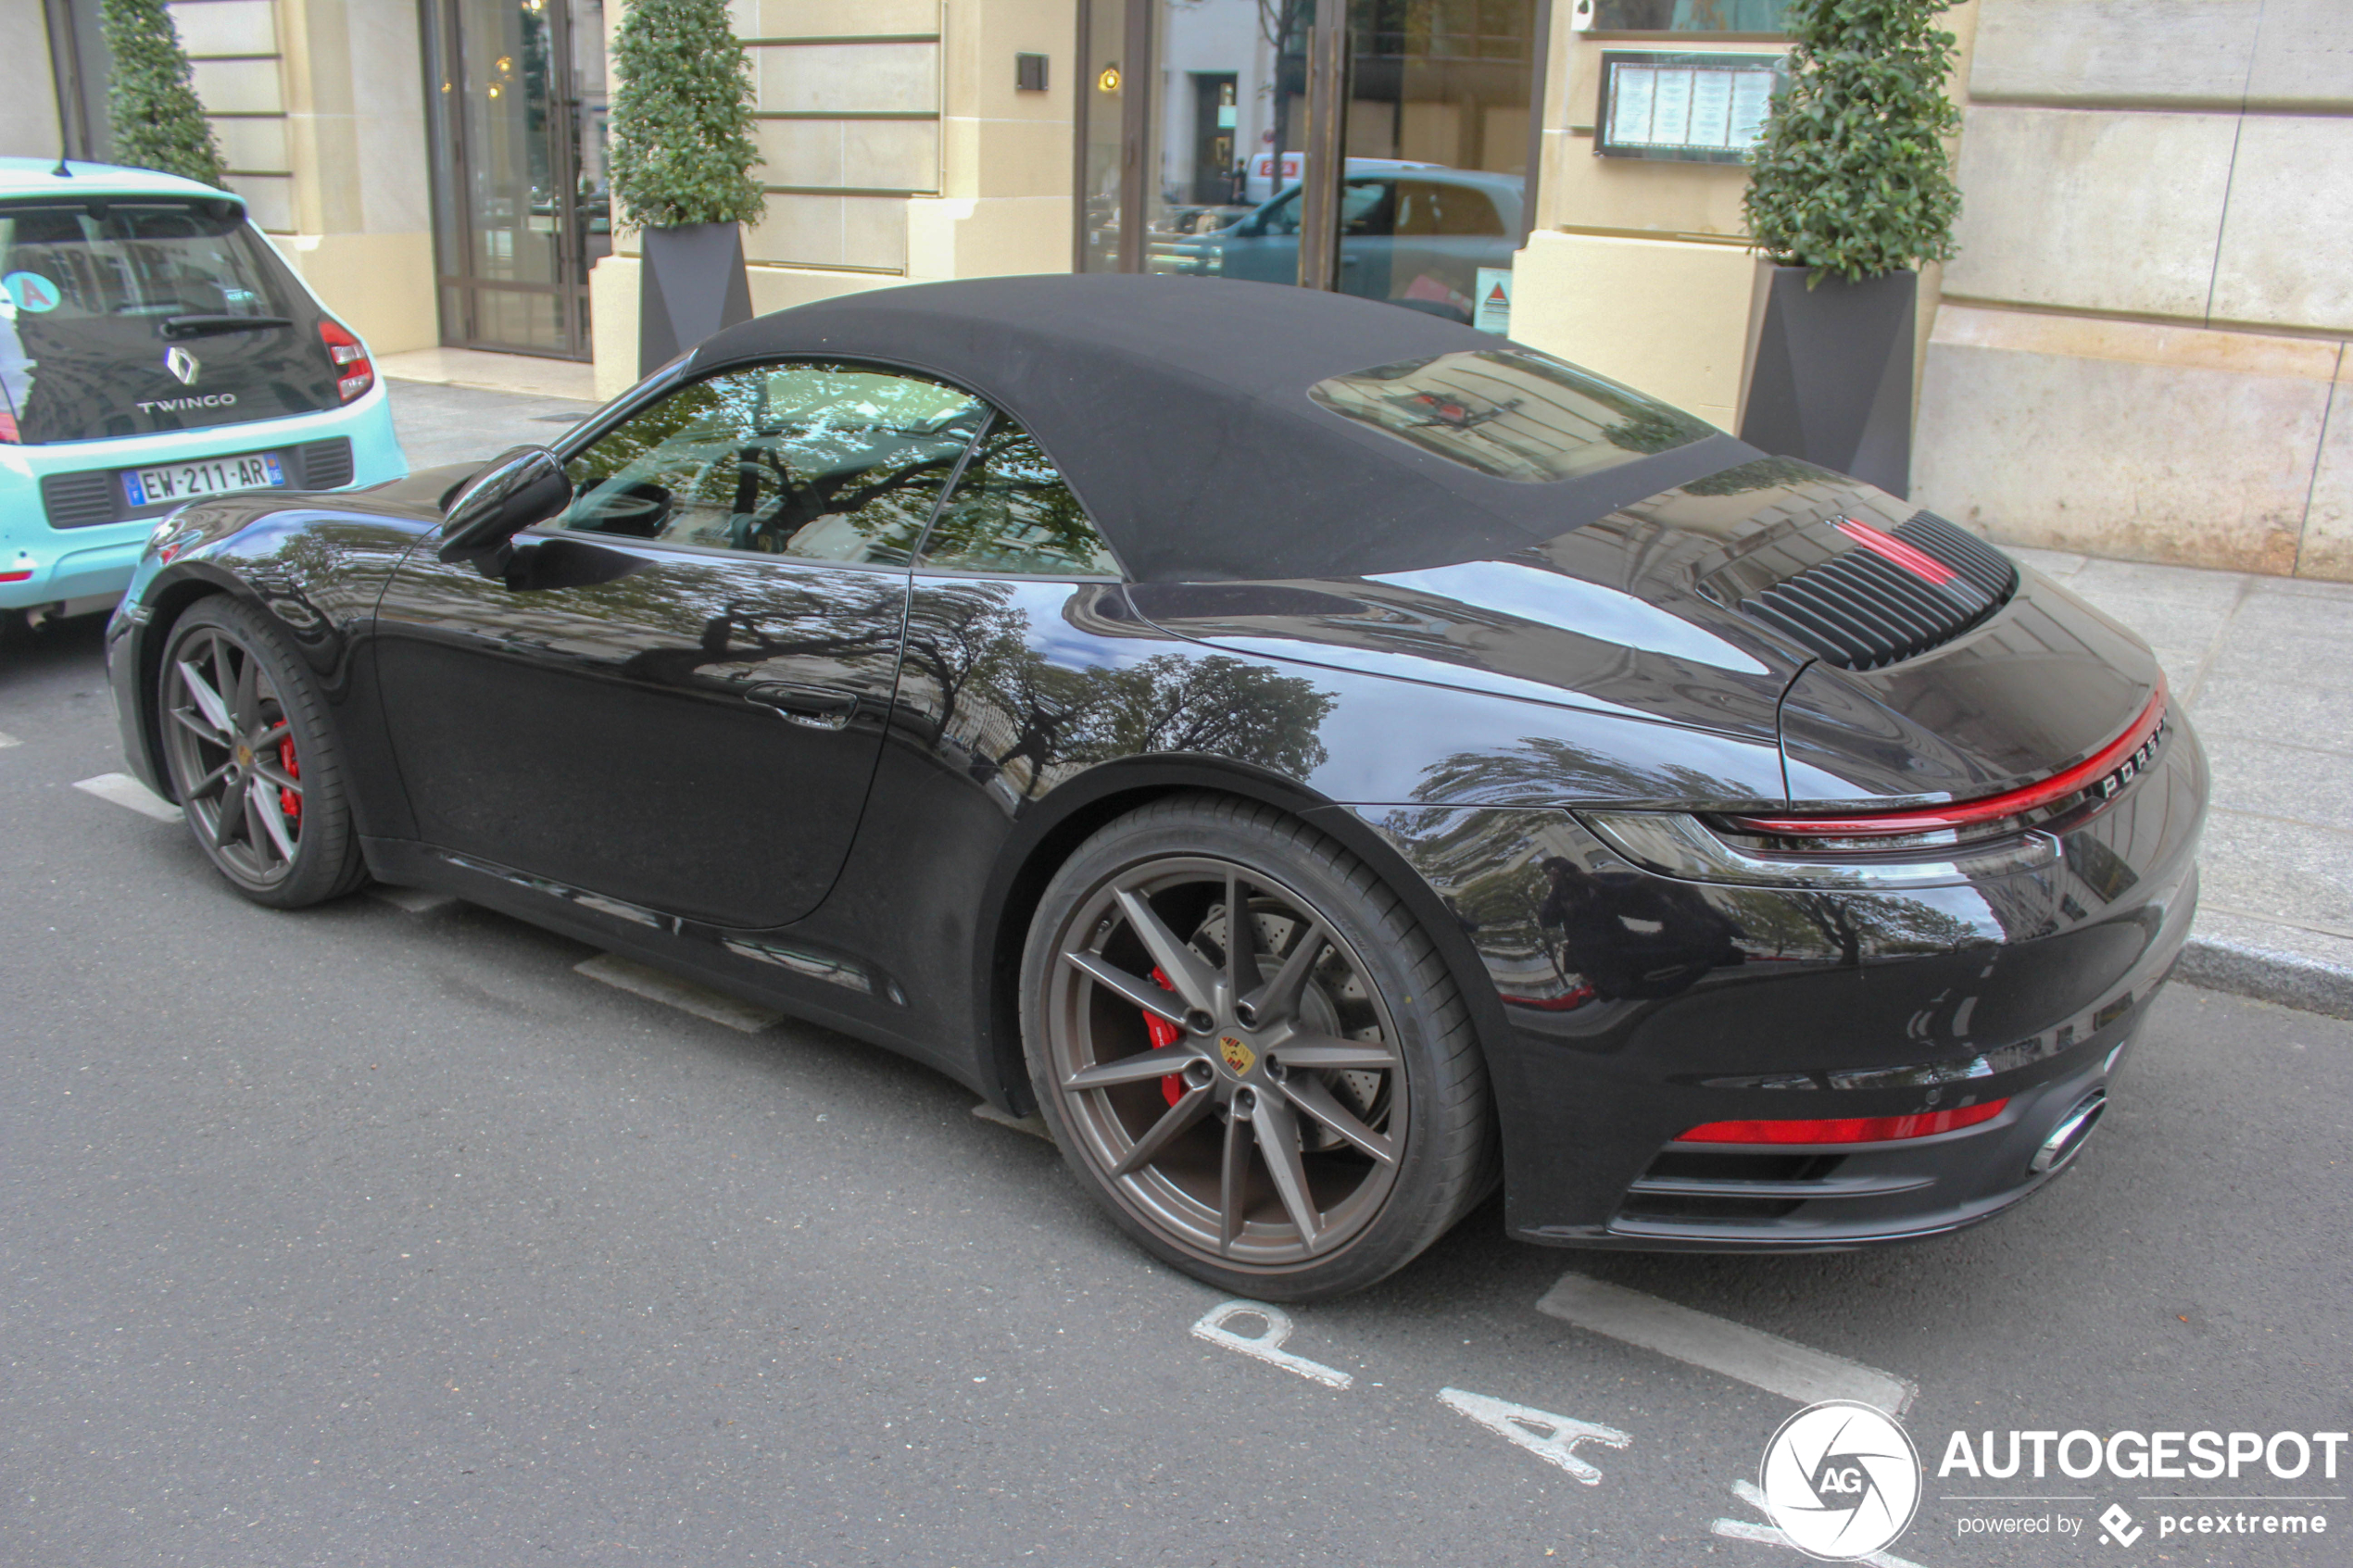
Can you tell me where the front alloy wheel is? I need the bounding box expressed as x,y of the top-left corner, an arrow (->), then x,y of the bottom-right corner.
156,596 -> 366,907
1024,795 -> 1492,1299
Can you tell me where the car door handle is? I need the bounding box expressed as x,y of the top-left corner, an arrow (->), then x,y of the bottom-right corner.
744,682 -> 858,731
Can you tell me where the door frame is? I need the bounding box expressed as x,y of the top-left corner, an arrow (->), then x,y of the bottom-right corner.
1074,0 -> 1552,289
419,0 -> 596,360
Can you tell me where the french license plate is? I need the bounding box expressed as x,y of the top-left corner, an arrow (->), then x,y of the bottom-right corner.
121,451 -> 286,507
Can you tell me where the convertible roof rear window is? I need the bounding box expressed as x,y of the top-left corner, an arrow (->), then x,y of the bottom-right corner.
1307,347 -> 1715,483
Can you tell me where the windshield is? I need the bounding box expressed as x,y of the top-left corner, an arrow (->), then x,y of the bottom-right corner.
0,199 -> 329,445
1306,347 -> 1716,483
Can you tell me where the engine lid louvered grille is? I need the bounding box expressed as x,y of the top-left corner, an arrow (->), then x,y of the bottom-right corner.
1722,510 -> 2018,671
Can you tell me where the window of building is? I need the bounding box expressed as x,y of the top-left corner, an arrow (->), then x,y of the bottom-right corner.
1590,1 -> 1791,34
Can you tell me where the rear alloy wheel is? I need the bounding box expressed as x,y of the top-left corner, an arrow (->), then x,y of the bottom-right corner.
156,596 -> 367,907
1023,794 -> 1492,1299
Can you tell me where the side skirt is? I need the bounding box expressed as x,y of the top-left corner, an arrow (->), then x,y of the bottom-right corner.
360,836 -> 991,1098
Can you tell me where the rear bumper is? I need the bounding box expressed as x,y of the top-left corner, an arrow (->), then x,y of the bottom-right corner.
1361,710 -> 2209,1250
1,389 -> 404,612
1529,927 -> 2174,1252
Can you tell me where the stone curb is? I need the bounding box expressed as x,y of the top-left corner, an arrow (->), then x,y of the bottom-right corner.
2176,935 -> 2353,1021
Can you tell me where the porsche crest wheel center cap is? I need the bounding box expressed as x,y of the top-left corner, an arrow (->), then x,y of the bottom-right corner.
233,743 -> 254,768
1219,1035 -> 1256,1075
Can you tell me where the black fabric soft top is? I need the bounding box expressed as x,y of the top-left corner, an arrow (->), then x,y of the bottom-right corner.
686,273 -> 1755,583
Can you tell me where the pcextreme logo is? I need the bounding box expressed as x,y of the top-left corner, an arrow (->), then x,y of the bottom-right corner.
1759,1400 -> 1923,1562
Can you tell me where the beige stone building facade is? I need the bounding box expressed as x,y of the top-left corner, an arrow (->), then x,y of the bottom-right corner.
14,0 -> 2350,578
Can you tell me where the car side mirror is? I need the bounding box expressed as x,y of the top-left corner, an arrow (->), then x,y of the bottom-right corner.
437,446 -> 573,576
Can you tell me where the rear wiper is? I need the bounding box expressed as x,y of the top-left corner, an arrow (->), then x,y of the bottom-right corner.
161,313 -> 295,338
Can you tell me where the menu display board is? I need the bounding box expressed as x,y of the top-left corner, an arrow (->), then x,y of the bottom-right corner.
1596,51 -> 1786,164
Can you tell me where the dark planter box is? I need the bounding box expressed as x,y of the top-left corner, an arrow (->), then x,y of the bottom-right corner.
1738,265 -> 1917,498
637,221 -> 755,377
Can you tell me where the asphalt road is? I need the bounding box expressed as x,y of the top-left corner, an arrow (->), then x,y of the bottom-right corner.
5,612 -> 2349,1568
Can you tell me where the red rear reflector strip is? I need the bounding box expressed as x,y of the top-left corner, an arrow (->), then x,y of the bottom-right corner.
1734,677 -> 2168,839
1677,1099 -> 2007,1145
1835,517 -> 1957,585
0,569 -> 31,583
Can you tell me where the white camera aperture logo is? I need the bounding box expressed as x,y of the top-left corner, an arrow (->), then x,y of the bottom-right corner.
1760,1400 -> 1924,1561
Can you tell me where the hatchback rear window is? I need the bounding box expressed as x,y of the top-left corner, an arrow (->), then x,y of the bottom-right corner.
1307,347 -> 1715,483
0,199 -> 331,445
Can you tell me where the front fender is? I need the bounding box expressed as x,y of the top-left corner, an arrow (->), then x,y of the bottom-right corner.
109,497 -> 438,819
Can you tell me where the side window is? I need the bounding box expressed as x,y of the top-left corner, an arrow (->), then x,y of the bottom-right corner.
916,417 -> 1121,578
1258,190 -> 1302,236
1395,181 -> 1504,238
1340,179 -> 1395,237
558,362 -> 983,565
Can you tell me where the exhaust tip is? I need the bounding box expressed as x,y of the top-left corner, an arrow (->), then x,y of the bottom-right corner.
2031,1089 -> 2108,1174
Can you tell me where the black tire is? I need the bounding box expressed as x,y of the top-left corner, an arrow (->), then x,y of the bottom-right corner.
154,596 -> 369,908
1021,792 -> 1492,1300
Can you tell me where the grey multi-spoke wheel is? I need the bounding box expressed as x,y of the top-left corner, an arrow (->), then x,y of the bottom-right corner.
1023,794 -> 1492,1299
156,596 -> 367,907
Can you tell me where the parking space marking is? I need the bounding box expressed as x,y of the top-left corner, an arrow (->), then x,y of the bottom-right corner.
1538,1273 -> 1916,1414
971,1102 -> 1053,1141
573,954 -> 783,1034
1711,1478 -> 1931,1567
0,729 -> 20,748
1438,1387 -> 1630,1485
1190,1300 -> 1353,1388
370,885 -> 459,915
72,772 -> 183,823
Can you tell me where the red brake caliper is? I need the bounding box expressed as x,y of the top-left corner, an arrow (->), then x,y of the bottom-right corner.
277,734 -> 301,822
1141,967 -> 1185,1107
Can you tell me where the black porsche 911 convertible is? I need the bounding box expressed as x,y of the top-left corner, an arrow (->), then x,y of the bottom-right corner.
107,276 -> 2203,1298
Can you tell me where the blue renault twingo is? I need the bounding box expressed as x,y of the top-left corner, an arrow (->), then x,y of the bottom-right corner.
0,157 -> 406,627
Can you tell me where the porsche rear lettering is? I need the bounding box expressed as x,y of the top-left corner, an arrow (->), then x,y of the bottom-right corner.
2090,721 -> 2166,802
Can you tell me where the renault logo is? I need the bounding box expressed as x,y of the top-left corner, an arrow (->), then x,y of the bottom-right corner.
165,345 -> 201,386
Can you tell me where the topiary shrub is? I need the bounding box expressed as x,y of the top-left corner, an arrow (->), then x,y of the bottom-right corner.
101,0 -> 228,188
609,0 -> 765,231
1743,0 -> 1963,283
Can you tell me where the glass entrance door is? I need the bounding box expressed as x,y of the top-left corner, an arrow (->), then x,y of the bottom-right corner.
422,0 -> 611,359
1078,0 -> 1541,330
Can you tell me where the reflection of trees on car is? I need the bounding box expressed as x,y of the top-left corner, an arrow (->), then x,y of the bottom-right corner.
1411,734 -> 1747,810
564,365 -> 979,558
923,422 -> 1122,575
1536,854 -> 1744,1000
900,584 -> 1336,797
1063,653 -> 1335,776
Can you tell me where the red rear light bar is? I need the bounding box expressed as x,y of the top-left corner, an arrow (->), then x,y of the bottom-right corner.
1731,676 -> 2168,840
1677,1099 -> 2007,1145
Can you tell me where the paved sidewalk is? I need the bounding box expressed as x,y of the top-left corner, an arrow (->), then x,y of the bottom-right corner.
2010,546 -> 2353,1017
384,375 -> 596,471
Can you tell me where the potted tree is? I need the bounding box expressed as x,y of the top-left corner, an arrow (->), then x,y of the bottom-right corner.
1739,0 -> 1962,497
609,0 -> 765,375
102,0 -> 229,186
